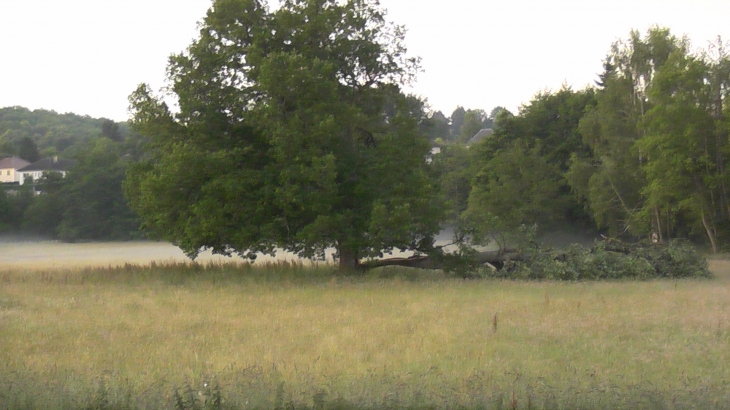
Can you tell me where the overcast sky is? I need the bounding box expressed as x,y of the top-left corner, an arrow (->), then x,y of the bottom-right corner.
1,0 -> 729,121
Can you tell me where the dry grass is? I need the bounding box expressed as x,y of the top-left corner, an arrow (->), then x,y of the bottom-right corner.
0,258 -> 729,409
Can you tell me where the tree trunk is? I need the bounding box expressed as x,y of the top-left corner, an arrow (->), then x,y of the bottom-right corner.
338,247 -> 360,271
701,212 -> 718,254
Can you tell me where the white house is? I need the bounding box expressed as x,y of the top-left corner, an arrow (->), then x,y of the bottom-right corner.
18,157 -> 76,185
0,156 -> 31,183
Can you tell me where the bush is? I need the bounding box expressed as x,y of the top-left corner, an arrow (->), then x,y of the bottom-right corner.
481,239 -> 710,280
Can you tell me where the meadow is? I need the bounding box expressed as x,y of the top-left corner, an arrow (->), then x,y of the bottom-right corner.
0,243 -> 728,409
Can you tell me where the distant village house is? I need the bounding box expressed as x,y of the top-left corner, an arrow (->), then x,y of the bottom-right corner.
16,157 -> 76,185
0,156 -> 31,183
466,128 -> 493,146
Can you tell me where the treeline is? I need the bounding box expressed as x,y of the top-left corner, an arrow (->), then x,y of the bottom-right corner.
2,27 -> 728,253
437,27 -> 730,251
420,106 -> 506,145
0,113 -> 143,241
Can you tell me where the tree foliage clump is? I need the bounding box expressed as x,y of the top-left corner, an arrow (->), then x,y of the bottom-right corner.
431,144 -> 475,220
0,187 -> 34,232
462,87 -> 597,238
478,239 -> 710,280
464,139 -> 567,234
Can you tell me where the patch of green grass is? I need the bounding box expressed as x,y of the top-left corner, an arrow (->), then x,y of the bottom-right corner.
1,260 -> 729,409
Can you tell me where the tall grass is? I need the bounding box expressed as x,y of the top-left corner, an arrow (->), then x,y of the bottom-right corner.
1,260 -> 729,409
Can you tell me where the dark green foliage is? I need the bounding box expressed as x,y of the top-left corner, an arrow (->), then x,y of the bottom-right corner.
57,138 -> 141,241
431,144 -> 475,220
101,119 -> 123,142
486,87 -> 596,172
22,172 -> 66,236
0,137 -> 14,157
419,110 -> 450,143
17,136 -> 40,163
601,239 -> 711,279
0,187 -> 33,232
21,138 -> 142,241
458,109 -> 487,143
465,140 -> 567,233
488,106 -> 508,131
464,88 -> 597,237
483,240 -> 710,280
449,106 -> 466,140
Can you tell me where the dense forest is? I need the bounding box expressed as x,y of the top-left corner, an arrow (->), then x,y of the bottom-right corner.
452,28 -> 730,253
1,24 -> 729,262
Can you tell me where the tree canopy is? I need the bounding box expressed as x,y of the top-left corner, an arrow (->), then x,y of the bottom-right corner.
125,0 -> 443,268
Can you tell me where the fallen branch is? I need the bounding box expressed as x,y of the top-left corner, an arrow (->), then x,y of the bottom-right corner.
359,255 -> 435,270
358,249 -> 525,271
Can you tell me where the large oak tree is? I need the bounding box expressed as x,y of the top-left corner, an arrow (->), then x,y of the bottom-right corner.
125,0 -> 443,269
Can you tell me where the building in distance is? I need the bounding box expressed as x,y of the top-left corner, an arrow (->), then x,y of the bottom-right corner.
0,156 -> 31,183
17,157 -> 76,185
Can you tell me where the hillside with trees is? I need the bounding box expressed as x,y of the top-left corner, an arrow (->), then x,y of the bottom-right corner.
0,109 -> 143,241
0,106 -> 135,160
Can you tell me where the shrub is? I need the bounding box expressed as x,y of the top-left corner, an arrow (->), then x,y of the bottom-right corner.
480,239 -> 710,280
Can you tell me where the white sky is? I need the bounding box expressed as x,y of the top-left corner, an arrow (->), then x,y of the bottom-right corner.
1,0 -> 729,122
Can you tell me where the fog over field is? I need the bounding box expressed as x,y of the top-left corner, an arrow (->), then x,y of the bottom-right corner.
0,239 -> 435,269
0,226 -> 601,270
0,240 -> 313,269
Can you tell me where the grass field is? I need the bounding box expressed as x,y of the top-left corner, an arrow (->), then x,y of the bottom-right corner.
0,255 -> 729,409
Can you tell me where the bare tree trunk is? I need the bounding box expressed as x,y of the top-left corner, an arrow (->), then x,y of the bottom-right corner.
359,249 -> 523,271
654,206 -> 664,243
360,255 -> 436,270
701,212 -> 718,253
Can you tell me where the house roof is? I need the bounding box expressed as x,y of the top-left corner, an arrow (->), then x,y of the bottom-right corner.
18,157 -> 76,172
0,156 -> 31,170
466,128 -> 494,146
